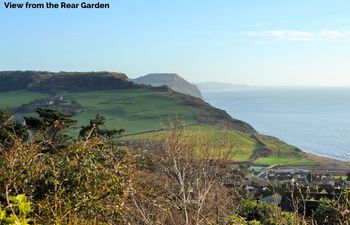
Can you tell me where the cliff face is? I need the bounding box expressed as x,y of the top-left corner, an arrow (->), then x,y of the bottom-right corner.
133,73 -> 203,99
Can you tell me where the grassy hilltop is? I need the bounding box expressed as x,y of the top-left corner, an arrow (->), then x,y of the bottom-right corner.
0,71 -> 319,166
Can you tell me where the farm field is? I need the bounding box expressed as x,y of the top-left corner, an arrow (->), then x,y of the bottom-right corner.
0,90 -> 48,108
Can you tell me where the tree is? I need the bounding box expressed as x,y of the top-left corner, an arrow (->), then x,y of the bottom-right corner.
134,120 -> 235,225
24,108 -> 76,152
79,114 -> 124,139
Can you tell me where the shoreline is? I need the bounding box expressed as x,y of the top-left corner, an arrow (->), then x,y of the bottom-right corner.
305,152 -> 350,171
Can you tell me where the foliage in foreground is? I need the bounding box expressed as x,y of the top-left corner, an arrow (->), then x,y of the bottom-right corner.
0,109 -> 132,224
1,108 -> 350,224
0,194 -> 32,225
0,109 -> 244,224
1,137 -> 133,224
312,198 -> 350,225
232,200 -> 301,225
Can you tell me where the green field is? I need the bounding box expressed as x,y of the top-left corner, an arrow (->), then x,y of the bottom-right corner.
65,89 -> 200,134
255,157 -> 316,166
0,89 -> 316,166
0,89 -> 200,134
130,125 -> 258,161
0,90 -> 48,108
255,135 -> 303,157
129,126 -> 315,165
183,126 -> 258,161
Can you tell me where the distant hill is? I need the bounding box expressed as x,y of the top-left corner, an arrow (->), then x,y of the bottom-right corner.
0,71 -> 136,93
195,82 -> 252,91
0,71 -> 254,133
133,73 -> 203,98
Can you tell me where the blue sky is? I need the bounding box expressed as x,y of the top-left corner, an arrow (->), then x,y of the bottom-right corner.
1,0 -> 350,86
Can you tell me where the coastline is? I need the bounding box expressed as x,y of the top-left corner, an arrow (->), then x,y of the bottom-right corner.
305,152 -> 350,171
202,89 -> 350,163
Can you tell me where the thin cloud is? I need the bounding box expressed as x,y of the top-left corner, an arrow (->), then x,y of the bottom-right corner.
244,30 -> 350,41
320,30 -> 350,38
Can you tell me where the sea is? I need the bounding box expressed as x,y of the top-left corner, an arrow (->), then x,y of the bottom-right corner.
203,87 -> 350,159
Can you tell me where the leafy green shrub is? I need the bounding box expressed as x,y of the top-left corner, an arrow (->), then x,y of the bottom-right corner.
237,200 -> 301,225
226,214 -> 261,225
0,194 -> 32,225
265,212 -> 299,225
226,214 -> 249,224
238,200 -> 273,222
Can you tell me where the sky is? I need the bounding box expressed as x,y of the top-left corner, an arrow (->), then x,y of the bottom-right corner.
1,0 -> 350,86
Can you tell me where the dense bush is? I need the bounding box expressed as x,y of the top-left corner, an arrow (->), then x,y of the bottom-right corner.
226,214 -> 261,225
0,109 -> 133,224
0,137 -> 133,224
237,200 -> 300,225
238,200 -> 272,222
312,199 -> 344,225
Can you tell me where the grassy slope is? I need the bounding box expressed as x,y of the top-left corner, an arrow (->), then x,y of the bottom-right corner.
129,126 -> 316,165
253,135 -> 316,166
0,90 -> 316,166
0,90 -> 48,108
255,157 -> 315,166
187,127 -> 257,161
131,125 -> 257,161
65,89 -> 200,134
0,89 -> 200,134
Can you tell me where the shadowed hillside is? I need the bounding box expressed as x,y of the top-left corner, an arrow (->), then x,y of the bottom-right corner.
0,71 -> 136,93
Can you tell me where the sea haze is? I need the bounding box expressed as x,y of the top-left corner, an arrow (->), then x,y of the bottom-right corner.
203,87 -> 350,159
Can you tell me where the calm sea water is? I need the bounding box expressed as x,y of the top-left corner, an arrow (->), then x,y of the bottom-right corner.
203,88 -> 350,159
